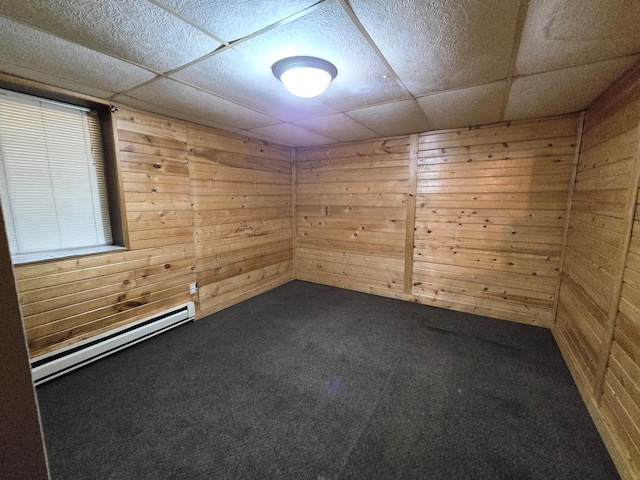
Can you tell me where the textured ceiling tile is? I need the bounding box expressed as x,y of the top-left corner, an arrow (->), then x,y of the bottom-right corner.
0,0 -> 219,72
232,1 -> 410,111
1,0 -> 638,144
349,0 -> 521,96
171,48 -> 337,122
249,124 -> 335,148
124,78 -> 280,129
112,94 -> 240,131
505,55 -> 640,121
516,0 -> 640,75
416,82 -> 506,130
346,100 -> 433,137
153,0 -> 318,42
292,114 -> 379,142
0,65 -> 112,99
0,16 -> 156,98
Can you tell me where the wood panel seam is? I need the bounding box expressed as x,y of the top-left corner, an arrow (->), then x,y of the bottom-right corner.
552,112 -> 585,324
404,134 -> 419,294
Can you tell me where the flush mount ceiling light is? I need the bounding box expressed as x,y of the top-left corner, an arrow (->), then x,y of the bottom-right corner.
271,56 -> 338,98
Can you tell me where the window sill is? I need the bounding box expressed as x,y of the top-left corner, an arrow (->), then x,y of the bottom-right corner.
12,245 -> 127,265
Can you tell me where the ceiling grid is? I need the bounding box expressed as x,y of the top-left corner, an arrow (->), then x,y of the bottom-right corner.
0,0 -> 639,146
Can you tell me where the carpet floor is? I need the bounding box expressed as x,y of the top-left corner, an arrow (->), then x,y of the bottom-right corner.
36,280 -> 620,479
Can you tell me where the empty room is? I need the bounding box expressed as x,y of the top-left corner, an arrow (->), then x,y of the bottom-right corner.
1,1 -> 639,479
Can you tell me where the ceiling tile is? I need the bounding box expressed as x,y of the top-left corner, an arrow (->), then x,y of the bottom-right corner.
124,78 -> 280,129
292,114 -> 379,142
153,0 -> 318,43
231,1 -> 411,111
0,0 -> 220,72
112,94 -> 240,132
349,0 -> 521,96
417,82 -> 506,130
0,16 -> 156,98
1,0 -> 638,144
505,55 -> 640,121
346,100 -> 433,137
516,0 -> 640,75
171,48 -> 337,122
0,64 -> 111,100
249,124 -> 335,148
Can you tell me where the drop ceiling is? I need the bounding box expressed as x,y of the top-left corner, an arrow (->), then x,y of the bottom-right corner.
1,0 -> 639,147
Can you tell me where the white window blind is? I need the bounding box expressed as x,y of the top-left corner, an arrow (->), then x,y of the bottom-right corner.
0,89 -> 112,258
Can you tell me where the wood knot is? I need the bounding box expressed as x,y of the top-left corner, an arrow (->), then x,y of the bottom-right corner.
124,301 -> 145,309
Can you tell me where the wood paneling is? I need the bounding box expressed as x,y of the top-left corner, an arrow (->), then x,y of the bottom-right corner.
554,62 -> 640,480
295,138 -> 411,298
17,109 -> 196,356
187,123 -> 294,317
413,116 -> 580,327
600,117 -> 640,480
294,118 -> 578,328
555,68 -> 640,391
15,108 -> 294,356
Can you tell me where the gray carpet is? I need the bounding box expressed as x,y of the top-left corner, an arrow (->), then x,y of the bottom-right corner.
36,280 -> 620,479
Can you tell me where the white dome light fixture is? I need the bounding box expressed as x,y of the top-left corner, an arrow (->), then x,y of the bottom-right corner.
272,56 -> 338,98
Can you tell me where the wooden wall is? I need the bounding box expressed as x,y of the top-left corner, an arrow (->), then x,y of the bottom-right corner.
295,138 -> 411,298
14,107 -> 294,357
296,116 -> 580,329
187,123 -> 294,317
554,63 -> 640,480
602,190 -> 640,479
413,116 -> 580,327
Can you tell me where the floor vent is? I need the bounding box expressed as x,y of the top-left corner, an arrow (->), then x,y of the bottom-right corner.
31,301 -> 195,386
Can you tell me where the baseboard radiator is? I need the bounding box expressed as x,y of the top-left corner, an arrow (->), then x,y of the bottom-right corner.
31,301 -> 195,386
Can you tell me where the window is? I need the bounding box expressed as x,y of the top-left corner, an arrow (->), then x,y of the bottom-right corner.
0,88 -> 123,263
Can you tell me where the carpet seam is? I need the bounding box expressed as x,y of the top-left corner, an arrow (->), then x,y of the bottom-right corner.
334,348 -> 405,479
